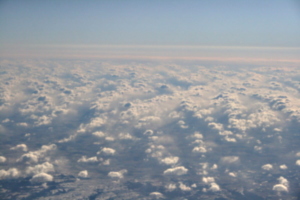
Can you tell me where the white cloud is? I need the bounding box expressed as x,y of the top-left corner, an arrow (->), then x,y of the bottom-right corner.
58,134 -> 77,143
295,160 -> 300,166
192,146 -> 207,153
143,129 -> 154,136
220,156 -> 239,165
78,170 -> 88,178
26,162 -> 55,175
118,132 -> 134,140
273,184 -> 288,193
279,165 -> 288,170
92,131 -> 105,138
165,183 -> 176,191
261,164 -> 273,171
108,169 -> 127,179
209,182 -> 221,192
10,144 -> 28,151
77,156 -> 98,163
192,132 -> 203,139
149,192 -> 164,199
0,156 -> 6,163
273,176 -> 289,193
202,177 -> 215,184
160,156 -> 179,165
179,182 -> 192,191
17,144 -> 56,163
228,172 -> 236,177
0,168 -> 20,179
17,122 -> 28,127
163,166 -> 188,176
30,172 -> 53,183
98,147 -> 116,156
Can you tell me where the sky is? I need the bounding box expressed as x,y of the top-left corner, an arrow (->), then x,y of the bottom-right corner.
0,0 -> 300,61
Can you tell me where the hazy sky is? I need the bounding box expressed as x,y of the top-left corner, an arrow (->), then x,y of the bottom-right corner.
0,0 -> 300,61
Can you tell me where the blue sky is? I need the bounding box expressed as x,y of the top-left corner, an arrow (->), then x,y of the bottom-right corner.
0,0 -> 300,60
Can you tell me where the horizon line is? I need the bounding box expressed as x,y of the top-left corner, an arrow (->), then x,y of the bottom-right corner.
2,44 -> 300,50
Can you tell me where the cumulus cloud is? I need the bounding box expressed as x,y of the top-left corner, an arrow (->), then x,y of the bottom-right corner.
179,182 -> 192,191
160,156 -> 179,165
17,144 -> 56,163
209,182 -> 221,192
77,156 -> 98,163
192,146 -> 207,153
98,147 -> 116,156
2,59 -> 300,199
273,176 -> 289,193
203,177 -> 220,192
108,169 -> 127,179
0,156 -> 6,163
202,177 -> 215,184
25,162 -> 55,175
149,192 -> 164,199
0,168 -> 20,179
118,132 -> 134,140
163,166 -> 188,176
30,173 -> 53,183
10,144 -> 28,151
279,165 -> 288,170
261,164 -> 273,171
165,183 -> 177,191
78,170 -> 88,178
92,131 -> 105,138
220,156 -> 239,165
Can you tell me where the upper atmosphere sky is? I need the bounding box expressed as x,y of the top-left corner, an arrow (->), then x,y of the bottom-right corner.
0,0 -> 300,61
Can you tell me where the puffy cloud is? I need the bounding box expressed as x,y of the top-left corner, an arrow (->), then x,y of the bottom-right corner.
202,177 -> 215,184
279,165 -> 288,170
177,120 -> 188,129
273,184 -> 288,193
17,144 -> 56,163
98,147 -> 116,156
58,134 -> 77,143
0,156 -> 6,163
17,153 -> 39,163
203,177 -> 220,192
118,132 -> 134,140
296,160 -> 300,166
273,176 -> 289,193
26,162 -> 55,175
78,170 -> 88,178
179,182 -> 192,191
160,156 -> 179,165
108,169 -> 127,179
209,182 -> 221,192
92,131 -> 105,138
2,59 -> 300,199
165,183 -> 177,191
17,122 -> 28,127
77,156 -> 98,163
30,173 -> 53,183
261,164 -> 273,171
220,156 -> 239,165
163,166 -> 188,176
192,146 -> 207,153
143,129 -> 154,136
10,144 -> 28,151
224,137 -> 236,143
0,168 -> 19,179
149,192 -> 164,199
228,172 -> 236,177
